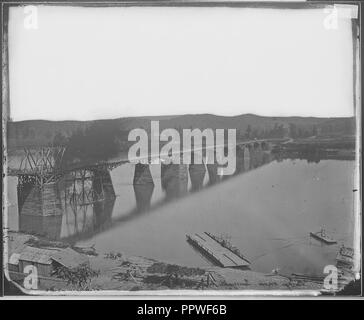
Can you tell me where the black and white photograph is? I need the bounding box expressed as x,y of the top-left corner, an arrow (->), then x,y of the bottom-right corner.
1,1 -> 362,297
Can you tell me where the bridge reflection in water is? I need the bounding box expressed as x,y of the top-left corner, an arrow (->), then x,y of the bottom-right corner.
15,143 -> 274,244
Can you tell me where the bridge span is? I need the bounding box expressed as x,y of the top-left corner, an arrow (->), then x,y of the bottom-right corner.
6,138 -> 284,243
7,138 -> 284,180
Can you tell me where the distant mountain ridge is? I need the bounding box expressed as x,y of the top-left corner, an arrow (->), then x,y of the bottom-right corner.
6,113 -> 355,148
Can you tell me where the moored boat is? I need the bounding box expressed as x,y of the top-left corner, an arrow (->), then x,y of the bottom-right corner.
309,228 -> 337,244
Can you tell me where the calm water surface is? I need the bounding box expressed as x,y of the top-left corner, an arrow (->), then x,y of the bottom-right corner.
7,156 -> 356,276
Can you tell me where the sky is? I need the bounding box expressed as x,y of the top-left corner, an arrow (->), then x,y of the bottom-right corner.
8,5 -> 357,121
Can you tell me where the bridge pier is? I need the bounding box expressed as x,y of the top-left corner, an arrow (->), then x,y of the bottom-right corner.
189,163 -> 206,192
243,146 -> 251,171
15,146 -> 68,237
254,142 -> 262,150
261,141 -> 271,151
254,143 -> 263,167
236,145 -> 245,174
17,180 -> 63,217
251,147 -> 258,169
161,164 -> 188,199
17,175 -> 35,214
134,183 -> 154,212
206,163 -> 221,185
133,163 -> 154,185
133,163 -> 155,211
262,151 -> 272,165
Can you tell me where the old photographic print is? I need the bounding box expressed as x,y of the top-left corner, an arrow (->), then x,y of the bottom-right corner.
2,1 -> 361,297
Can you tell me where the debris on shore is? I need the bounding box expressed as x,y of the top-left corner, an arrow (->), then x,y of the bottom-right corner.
4,231 -> 353,293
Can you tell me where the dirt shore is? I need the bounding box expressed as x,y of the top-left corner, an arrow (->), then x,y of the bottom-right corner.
5,231 -> 325,293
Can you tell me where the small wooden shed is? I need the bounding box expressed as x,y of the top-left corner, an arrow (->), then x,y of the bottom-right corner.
18,246 -> 90,278
19,246 -> 54,277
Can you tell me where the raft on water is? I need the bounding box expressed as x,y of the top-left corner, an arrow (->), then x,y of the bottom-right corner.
186,232 -> 250,268
309,229 -> 337,244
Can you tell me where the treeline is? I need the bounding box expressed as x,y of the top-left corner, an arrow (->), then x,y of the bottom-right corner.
287,123 -> 318,139
237,123 -> 294,140
242,123 -> 286,139
54,121 -> 129,163
8,114 -> 355,149
236,118 -> 355,140
56,119 -> 356,163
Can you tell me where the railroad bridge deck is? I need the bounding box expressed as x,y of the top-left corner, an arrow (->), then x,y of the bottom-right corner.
7,138 -> 283,179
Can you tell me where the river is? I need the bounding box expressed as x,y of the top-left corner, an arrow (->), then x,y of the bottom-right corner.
6,153 -> 356,277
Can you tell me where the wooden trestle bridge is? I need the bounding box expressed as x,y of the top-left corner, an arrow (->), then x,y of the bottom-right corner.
7,146 -> 127,185
7,139 -> 281,184
7,138 -> 285,241
7,139 -> 283,220
8,146 -> 119,217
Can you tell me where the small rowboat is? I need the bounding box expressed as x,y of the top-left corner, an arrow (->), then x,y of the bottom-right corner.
310,229 -> 337,244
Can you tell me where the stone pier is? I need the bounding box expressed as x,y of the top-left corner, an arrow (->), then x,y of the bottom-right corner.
161,164 -> 188,199
189,163 -> 206,191
17,180 -> 63,217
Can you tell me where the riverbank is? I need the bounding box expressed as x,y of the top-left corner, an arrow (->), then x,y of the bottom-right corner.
6,231 -> 326,293
272,136 -> 356,161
